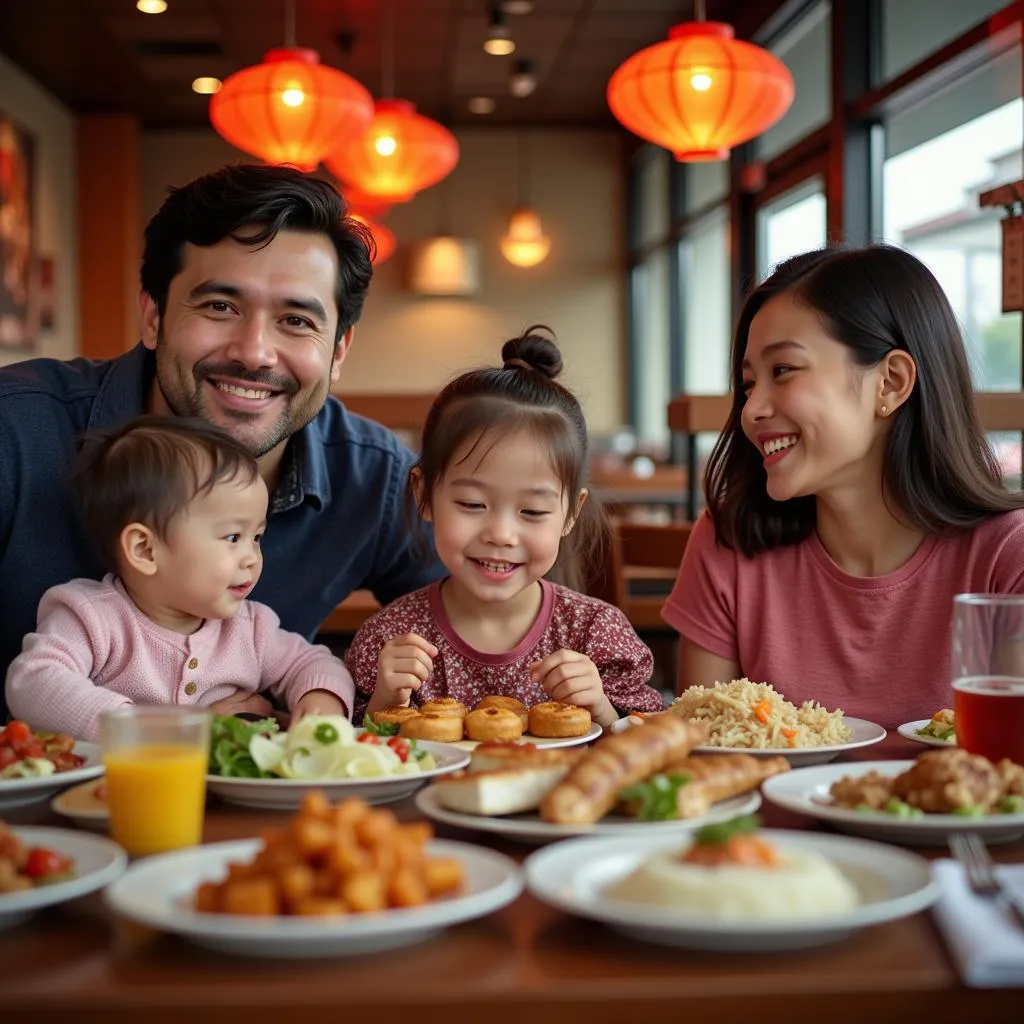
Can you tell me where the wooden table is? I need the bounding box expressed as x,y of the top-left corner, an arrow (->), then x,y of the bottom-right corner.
4,734 -> 1022,1023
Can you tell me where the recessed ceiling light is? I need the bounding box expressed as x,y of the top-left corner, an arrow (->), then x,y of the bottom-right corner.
136,0 -> 168,13
502,2 -> 534,13
192,77 -> 222,95
468,97 -> 496,115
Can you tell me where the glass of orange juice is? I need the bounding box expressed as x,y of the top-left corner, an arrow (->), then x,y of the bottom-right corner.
99,706 -> 212,857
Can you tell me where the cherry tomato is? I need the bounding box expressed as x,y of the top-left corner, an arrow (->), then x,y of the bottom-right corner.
24,846 -> 70,879
386,737 -> 411,762
357,732 -> 381,745
3,720 -> 31,744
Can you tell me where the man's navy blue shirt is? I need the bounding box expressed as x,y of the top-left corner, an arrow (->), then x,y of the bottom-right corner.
0,345 -> 442,716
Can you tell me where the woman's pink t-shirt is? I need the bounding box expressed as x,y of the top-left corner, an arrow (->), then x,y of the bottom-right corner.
662,511 -> 1024,727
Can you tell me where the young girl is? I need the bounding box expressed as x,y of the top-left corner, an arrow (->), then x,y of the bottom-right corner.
345,327 -> 663,727
5,416 -> 354,740
663,245 -> 1024,728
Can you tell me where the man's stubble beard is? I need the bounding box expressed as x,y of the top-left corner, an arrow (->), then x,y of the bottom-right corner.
151,330 -> 333,460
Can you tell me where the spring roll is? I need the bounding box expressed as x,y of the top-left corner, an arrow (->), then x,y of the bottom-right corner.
618,754 -> 790,821
539,715 -> 708,825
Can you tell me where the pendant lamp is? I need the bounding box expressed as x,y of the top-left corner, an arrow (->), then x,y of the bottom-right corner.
209,0 -> 374,171
325,0 -> 458,203
349,213 -> 396,265
500,135 -> 550,268
607,0 -> 794,161
341,185 -> 392,222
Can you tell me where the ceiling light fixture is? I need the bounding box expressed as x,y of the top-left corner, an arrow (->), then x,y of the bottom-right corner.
510,59 -> 536,98
136,0 -> 167,12
325,0 -> 459,203
501,1 -> 534,14
500,135 -> 549,268
607,0 -> 794,161
484,5 -> 516,56
191,77 -> 222,95
468,96 -> 496,114
208,0 -> 373,170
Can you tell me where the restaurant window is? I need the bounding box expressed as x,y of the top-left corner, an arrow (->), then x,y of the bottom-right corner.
682,206 -> 731,394
636,148 -> 671,251
756,176 -> 827,278
883,48 -> 1023,392
881,0 -> 1013,81
683,160 -> 729,215
631,247 -> 671,448
756,1 -> 831,161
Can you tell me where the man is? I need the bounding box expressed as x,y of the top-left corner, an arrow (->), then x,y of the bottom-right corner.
0,164 -> 441,719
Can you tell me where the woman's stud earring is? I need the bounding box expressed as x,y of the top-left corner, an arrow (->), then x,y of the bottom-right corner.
880,404 -> 888,414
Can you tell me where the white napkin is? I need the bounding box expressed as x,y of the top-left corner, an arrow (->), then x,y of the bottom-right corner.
932,858 -> 1024,987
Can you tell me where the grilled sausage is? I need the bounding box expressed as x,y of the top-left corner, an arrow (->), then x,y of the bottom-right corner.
539,715 -> 708,824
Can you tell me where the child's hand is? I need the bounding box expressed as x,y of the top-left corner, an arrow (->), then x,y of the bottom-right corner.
292,689 -> 347,721
209,691 -> 275,719
530,650 -> 617,727
375,633 -> 437,708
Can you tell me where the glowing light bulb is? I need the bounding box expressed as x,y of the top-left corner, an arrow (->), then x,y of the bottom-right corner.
375,134 -> 397,157
281,88 -> 305,108
192,77 -> 222,95
136,0 -> 168,12
690,72 -> 713,92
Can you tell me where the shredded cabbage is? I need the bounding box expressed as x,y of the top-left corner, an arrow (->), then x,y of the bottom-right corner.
248,715 -> 434,781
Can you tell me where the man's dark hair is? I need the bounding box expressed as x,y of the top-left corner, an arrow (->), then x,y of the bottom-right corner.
140,164 -> 374,342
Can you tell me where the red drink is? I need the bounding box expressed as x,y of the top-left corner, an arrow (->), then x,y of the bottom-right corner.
953,677 -> 1024,764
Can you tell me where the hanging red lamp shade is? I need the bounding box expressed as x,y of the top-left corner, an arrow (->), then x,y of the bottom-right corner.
349,212 -> 396,265
607,22 -> 794,162
341,185 -> 392,222
325,99 -> 459,204
209,47 -> 375,171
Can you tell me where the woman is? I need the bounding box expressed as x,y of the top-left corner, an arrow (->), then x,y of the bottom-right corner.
663,245 -> 1024,727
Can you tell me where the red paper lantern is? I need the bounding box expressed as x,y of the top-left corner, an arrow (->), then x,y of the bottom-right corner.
349,213 -> 396,265
210,47 -> 374,171
341,185 -> 392,222
325,99 -> 459,204
607,22 -> 794,161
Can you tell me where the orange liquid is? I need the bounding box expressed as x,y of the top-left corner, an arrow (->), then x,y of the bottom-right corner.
953,677 -> 1024,764
103,744 -> 208,857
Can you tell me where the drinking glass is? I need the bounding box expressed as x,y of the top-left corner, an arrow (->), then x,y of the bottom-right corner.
951,594 -> 1024,763
99,706 -> 212,857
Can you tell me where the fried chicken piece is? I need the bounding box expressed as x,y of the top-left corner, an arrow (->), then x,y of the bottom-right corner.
891,748 -> 1002,813
996,758 -> 1024,798
829,770 -> 894,810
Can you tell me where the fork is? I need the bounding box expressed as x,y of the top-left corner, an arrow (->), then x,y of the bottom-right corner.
949,831 -> 1024,932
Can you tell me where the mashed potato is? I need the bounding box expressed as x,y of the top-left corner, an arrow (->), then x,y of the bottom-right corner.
606,845 -> 859,920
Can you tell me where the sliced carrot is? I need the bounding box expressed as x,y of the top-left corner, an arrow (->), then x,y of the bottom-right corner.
753,699 -> 771,724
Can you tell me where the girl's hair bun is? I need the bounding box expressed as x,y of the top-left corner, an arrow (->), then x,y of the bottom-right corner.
501,324 -> 563,380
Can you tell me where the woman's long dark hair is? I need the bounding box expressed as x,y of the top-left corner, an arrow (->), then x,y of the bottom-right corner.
705,245 -> 1024,557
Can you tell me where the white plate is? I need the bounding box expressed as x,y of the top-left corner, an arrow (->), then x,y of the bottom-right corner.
415,785 -> 761,846
206,739 -> 471,810
897,720 -> 955,748
762,760 -> 1024,846
105,837 -> 522,958
0,826 -> 126,930
448,721 -> 603,752
524,829 -> 939,952
51,779 -> 109,831
0,742 -> 105,810
610,715 -> 886,767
